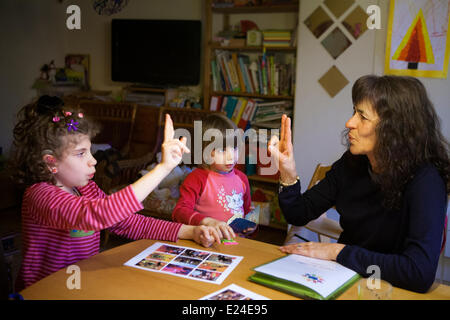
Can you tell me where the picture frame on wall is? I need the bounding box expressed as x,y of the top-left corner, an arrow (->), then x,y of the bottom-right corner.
62,54 -> 90,89
385,0 -> 450,79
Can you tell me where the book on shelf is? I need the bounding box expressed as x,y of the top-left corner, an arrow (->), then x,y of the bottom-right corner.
220,96 -> 229,112
237,99 -> 258,130
249,61 -> 260,94
210,60 -> 221,92
231,97 -> 248,124
233,52 -> 247,93
215,51 -> 233,91
224,96 -> 239,118
260,55 -> 268,95
262,29 -> 292,47
248,254 -> 360,300
227,58 -> 241,92
238,54 -> 254,94
210,95 -> 223,111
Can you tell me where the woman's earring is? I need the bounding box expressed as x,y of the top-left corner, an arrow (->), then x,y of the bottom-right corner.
51,167 -> 58,174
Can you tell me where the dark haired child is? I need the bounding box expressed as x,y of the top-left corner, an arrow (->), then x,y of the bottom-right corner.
172,113 -> 254,240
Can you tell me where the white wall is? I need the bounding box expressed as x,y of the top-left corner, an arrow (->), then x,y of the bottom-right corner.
0,1 -> 66,155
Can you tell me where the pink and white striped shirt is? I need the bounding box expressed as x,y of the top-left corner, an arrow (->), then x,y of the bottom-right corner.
16,180 -> 182,290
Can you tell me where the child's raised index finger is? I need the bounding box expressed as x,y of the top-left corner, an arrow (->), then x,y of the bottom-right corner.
164,114 -> 174,141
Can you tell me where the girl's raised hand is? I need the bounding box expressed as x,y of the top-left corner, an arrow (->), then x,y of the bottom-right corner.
160,114 -> 190,171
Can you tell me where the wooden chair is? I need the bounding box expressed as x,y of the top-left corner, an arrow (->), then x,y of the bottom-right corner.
303,164 -> 343,242
285,164 -> 343,244
78,100 -> 137,156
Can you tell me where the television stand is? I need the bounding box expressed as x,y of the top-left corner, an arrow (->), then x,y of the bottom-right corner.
122,85 -> 177,107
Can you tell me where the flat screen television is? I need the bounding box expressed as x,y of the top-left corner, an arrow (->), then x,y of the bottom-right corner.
111,19 -> 201,87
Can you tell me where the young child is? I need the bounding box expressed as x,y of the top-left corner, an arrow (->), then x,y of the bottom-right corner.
172,113 -> 253,240
10,95 -> 221,291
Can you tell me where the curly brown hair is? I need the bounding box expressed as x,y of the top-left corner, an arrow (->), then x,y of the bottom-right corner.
344,75 -> 450,209
9,95 -> 99,187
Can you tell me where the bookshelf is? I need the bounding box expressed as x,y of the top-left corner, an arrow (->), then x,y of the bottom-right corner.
203,0 -> 299,108
203,0 -> 299,238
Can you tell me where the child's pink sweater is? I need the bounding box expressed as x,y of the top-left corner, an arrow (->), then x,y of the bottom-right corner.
172,168 -> 251,225
16,180 -> 182,290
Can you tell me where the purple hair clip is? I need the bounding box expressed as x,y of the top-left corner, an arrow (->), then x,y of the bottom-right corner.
67,119 -> 79,132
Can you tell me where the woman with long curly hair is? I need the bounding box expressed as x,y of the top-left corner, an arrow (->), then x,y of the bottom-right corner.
269,75 -> 449,293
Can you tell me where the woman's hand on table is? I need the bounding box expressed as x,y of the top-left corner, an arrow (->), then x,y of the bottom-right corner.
279,242 -> 346,261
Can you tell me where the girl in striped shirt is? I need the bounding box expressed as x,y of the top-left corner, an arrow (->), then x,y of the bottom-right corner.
10,95 -> 221,290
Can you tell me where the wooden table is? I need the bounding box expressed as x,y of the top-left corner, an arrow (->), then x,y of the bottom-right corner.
20,237 -> 450,300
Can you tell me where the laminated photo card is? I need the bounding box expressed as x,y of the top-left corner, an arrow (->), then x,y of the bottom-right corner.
124,242 -> 243,285
199,284 -> 270,300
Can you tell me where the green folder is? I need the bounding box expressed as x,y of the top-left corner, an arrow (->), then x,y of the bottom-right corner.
248,256 -> 361,300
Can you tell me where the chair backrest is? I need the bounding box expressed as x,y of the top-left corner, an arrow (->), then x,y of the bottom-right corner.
78,100 -> 137,155
302,163 -> 340,243
307,164 -> 332,190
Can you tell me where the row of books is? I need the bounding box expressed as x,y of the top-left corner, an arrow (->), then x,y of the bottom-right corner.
262,30 -> 292,47
210,95 -> 293,130
211,50 -> 295,97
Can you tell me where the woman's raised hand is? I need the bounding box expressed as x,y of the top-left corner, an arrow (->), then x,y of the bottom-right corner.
268,114 -> 297,183
160,114 -> 190,171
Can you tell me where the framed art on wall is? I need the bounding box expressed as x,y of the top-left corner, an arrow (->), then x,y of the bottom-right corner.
64,54 -> 90,89
385,0 -> 450,78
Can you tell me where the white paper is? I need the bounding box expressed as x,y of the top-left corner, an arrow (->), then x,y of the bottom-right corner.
253,254 -> 357,298
199,284 -> 270,300
124,242 -> 243,285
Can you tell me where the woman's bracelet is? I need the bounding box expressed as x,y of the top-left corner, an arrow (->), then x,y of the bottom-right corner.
279,176 -> 299,187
